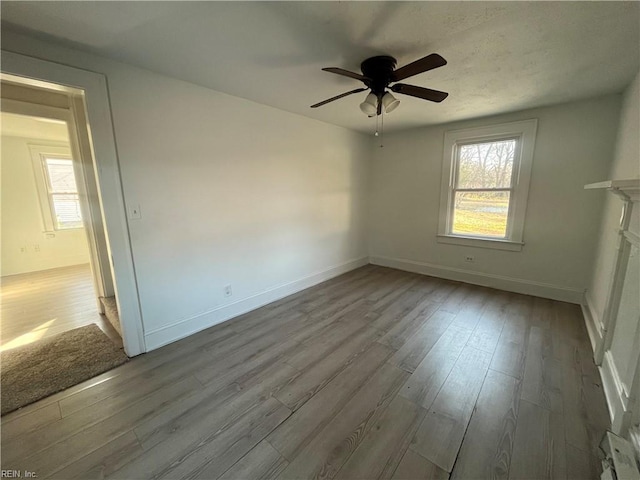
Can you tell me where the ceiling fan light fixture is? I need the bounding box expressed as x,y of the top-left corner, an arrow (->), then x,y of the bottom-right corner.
382,92 -> 400,113
359,93 -> 378,116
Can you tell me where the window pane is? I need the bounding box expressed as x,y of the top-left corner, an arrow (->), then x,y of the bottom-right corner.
45,158 -> 78,193
52,193 -> 83,228
452,191 -> 510,238
457,139 -> 516,189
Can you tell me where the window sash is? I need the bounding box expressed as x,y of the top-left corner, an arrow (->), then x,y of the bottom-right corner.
448,138 -> 520,239
41,156 -> 83,230
49,193 -> 83,229
449,188 -> 513,239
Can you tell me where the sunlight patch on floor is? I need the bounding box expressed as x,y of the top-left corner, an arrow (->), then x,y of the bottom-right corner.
1,319 -> 57,352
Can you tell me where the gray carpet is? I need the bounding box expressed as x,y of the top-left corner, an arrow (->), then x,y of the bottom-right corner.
1,324 -> 128,415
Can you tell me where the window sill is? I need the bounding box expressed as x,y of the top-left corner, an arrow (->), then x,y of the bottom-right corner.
436,234 -> 524,252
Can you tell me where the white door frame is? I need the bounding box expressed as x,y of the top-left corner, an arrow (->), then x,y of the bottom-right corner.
1,51 -> 146,356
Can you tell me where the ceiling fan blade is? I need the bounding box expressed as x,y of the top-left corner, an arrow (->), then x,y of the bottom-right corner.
391,83 -> 449,103
310,88 -> 368,108
391,53 -> 447,82
322,67 -> 371,82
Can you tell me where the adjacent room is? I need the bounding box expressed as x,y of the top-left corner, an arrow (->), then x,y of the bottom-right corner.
1,2 -> 639,479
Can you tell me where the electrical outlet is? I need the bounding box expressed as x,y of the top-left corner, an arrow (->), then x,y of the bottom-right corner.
465,255 -> 475,263
34,244 -> 41,252
224,285 -> 233,298
20,246 -> 27,254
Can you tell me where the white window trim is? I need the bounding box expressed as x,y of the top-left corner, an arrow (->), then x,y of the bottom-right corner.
437,119 -> 538,252
28,143 -> 79,232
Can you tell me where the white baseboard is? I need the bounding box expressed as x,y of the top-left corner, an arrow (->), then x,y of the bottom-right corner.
144,256 -> 369,351
601,349 -> 629,434
581,296 -> 603,353
369,255 -> 585,304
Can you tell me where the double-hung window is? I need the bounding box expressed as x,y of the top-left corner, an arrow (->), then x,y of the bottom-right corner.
29,144 -> 83,231
437,119 -> 537,251
42,157 -> 83,229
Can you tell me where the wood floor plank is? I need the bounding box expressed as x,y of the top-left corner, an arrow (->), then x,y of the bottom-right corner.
521,326 -> 563,413
466,290 -> 509,354
377,300 -> 440,351
387,310 -> 456,373
450,369 -> 520,480
410,346 -> 492,472
335,395 -> 426,480
415,277 -> 459,304
566,443 -> 597,480
449,286 -> 490,331
3,357 -> 208,464
9,376 -> 202,477
391,450 -> 449,480
179,400 -> 291,480
531,297 -> 554,330
509,399 -> 567,480
275,325 -> 384,411
110,398 -> 291,480
276,363 -> 409,480
267,343 -> 393,460
439,283 -> 474,315
218,440 -> 289,480
560,341 -> 608,475
370,288 -> 431,332
57,342 -> 219,417
398,325 -> 472,409
134,360 -> 297,451
1,267 -> 607,479
229,267 -> 377,329
285,312 -> 370,371
195,331 -> 301,389
46,431 -> 143,480
367,270 -> 419,307
1,402 -> 60,442
303,272 -> 389,318
489,294 -> 532,379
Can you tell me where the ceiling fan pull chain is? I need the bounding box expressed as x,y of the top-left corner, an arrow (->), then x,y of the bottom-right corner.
380,109 -> 384,148
375,112 -> 379,137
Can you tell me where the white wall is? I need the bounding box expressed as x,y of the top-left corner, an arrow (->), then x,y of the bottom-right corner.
116,70 -> 370,348
1,135 -> 90,276
585,71 -> 640,436
1,31 -> 371,350
587,72 -> 640,321
368,95 -> 621,302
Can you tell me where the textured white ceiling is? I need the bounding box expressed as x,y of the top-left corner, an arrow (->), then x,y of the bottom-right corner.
2,1 -> 638,133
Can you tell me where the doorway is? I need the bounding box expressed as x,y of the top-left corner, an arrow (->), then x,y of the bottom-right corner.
1,79 -> 122,350
1,51 -> 145,358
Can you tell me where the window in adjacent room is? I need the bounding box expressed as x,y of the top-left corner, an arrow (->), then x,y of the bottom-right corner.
437,119 -> 537,251
42,157 -> 83,229
29,145 -> 83,231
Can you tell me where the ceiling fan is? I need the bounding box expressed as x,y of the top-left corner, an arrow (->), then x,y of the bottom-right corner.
311,54 -> 448,116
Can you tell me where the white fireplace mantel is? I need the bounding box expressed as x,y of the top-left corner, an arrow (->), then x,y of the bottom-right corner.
585,179 -> 640,202
585,177 -> 640,437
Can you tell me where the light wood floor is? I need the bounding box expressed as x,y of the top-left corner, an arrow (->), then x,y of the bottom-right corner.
0,266 -> 609,479
1,264 -> 121,351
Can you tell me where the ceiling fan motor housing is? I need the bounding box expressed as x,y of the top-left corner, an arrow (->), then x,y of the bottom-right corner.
311,52 -> 448,109
361,56 -> 397,95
